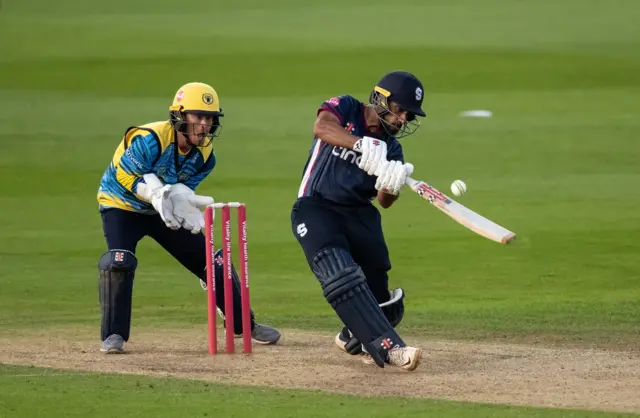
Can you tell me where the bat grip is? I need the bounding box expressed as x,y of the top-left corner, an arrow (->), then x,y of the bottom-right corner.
351,143 -> 418,188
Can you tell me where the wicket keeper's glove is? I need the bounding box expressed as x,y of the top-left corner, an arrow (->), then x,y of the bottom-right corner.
136,174 -> 181,230
167,184 -> 214,234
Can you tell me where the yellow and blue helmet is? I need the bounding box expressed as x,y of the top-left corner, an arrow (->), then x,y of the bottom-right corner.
169,82 -> 224,143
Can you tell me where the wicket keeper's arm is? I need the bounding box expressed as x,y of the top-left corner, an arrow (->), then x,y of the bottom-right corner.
98,132 -> 161,212
182,155 -> 216,192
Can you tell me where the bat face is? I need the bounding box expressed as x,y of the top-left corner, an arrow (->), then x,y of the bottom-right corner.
347,141 -> 516,245
413,182 -> 452,205
408,179 -> 516,245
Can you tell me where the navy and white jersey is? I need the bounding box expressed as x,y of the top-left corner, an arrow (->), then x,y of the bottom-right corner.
297,95 -> 404,206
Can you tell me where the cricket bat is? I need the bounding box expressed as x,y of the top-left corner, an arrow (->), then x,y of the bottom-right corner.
404,176 -> 516,244
351,140 -> 515,244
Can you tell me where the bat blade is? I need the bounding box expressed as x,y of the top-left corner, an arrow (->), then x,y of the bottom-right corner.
405,177 -> 516,244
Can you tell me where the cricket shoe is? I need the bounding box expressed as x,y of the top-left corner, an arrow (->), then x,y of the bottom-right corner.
334,331 -> 375,365
219,312 -> 281,345
200,280 -> 281,345
236,324 -> 281,345
387,346 -> 422,371
100,334 -> 125,354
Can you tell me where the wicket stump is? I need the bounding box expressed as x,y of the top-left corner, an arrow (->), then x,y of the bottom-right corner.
204,202 -> 252,355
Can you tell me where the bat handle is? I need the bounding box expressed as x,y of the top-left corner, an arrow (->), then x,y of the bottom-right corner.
352,144 -> 419,188
404,176 -> 418,187
376,162 -> 418,188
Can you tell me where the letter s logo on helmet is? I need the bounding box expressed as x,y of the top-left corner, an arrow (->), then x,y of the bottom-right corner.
368,71 -> 427,139
169,82 -> 225,146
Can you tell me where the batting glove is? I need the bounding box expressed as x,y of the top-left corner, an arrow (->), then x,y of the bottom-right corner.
375,161 -> 413,195
354,136 -> 387,176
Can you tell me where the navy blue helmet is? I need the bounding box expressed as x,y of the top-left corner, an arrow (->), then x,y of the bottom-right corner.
369,71 -> 426,138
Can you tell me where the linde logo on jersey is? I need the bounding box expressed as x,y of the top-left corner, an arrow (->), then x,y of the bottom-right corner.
332,146 -> 361,165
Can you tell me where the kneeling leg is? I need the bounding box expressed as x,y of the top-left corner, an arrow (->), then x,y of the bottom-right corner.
312,247 -> 405,368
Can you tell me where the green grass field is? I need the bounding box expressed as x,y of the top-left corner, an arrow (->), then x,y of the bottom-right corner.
4,364 -> 634,418
1,0 -> 639,416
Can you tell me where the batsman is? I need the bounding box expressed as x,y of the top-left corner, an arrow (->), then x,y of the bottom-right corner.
291,71 -> 426,370
96,82 -> 281,353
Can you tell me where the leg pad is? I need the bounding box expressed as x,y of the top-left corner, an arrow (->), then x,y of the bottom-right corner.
99,250 -> 136,341
312,248 -> 405,367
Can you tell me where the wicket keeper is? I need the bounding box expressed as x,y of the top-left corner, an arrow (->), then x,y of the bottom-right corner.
291,71 -> 426,370
96,82 -> 281,353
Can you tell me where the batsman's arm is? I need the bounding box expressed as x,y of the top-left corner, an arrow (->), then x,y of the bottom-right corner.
375,141 -> 405,209
313,110 -> 360,149
377,190 -> 399,209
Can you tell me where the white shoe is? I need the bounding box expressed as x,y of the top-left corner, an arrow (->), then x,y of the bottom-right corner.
334,332 -> 350,352
334,332 -> 375,364
387,346 -> 422,371
360,352 -> 376,365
